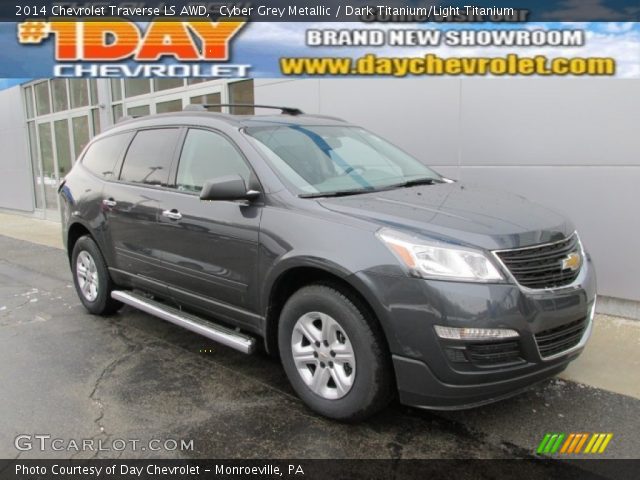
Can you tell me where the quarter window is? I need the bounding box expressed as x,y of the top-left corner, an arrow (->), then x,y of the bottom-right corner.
82,133 -> 132,180
176,129 -> 251,193
120,129 -> 180,186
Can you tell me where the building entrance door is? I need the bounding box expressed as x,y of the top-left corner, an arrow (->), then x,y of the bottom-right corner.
35,113 -> 88,220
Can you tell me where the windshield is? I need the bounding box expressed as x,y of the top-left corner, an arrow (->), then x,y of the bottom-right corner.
244,125 -> 441,196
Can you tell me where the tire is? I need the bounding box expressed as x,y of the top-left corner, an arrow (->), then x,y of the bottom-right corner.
278,284 -> 393,422
71,235 -> 122,315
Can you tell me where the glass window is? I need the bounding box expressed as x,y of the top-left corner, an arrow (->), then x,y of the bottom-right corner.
124,79 -> 151,97
112,104 -> 123,123
34,81 -> 51,116
69,79 -> 89,109
187,78 -> 211,85
110,79 -> 122,102
28,122 -> 44,209
127,105 -> 150,117
38,122 -> 58,211
51,79 -> 69,112
176,129 -> 250,193
120,129 -> 180,186
156,99 -> 182,114
82,133 -> 132,179
38,123 -> 58,214
190,92 -> 221,112
154,79 -> 183,91
24,86 -> 34,118
246,125 -> 440,195
228,80 -> 254,114
38,123 -> 54,179
89,79 -> 98,105
54,119 -> 72,176
72,116 -> 91,159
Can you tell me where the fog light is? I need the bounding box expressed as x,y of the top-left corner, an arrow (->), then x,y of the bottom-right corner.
445,348 -> 469,363
434,326 -> 519,341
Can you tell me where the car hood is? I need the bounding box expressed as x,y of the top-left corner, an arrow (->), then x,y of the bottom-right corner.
317,183 -> 574,251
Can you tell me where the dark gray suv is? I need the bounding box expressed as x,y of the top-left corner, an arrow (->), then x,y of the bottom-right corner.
60,105 -> 596,421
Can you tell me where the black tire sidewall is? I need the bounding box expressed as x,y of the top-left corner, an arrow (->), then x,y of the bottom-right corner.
278,285 -> 389,421
71,236 -> 113,315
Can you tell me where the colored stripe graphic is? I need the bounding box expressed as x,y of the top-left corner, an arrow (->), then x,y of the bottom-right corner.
537,433 -> 552,454
598,434 -> 614,453
539,433 -> 613,455
574,433 -> 589,453
560,433 -> 575,453
560,433 -> 589,453
584,433 -> 614,454
550,434 -> 565,453
537,433 -> 565,454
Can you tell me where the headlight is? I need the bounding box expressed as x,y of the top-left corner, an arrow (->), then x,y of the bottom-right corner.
376,228 -> 504,282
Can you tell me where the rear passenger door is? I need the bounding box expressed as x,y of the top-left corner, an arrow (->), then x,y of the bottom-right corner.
103,128 -> 182,286
72,131 -> 133,265
152,128 -> 263,328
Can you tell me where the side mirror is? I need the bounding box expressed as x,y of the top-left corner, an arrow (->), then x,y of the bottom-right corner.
199,175 -> 260,202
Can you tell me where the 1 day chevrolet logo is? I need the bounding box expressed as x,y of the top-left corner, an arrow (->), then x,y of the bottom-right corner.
561,252 -> 582,271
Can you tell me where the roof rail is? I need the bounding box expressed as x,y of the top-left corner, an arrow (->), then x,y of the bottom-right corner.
183,103 -> 304,116
302,114 -> 347,123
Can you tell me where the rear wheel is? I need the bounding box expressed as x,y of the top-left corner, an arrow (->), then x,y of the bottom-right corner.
71,236 -> 122,315
278,284 -> 393,421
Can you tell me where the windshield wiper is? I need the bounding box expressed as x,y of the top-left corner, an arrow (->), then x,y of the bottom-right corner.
299,187 -> 376,198
384,177 -> 443,190
299,177 -> 443,198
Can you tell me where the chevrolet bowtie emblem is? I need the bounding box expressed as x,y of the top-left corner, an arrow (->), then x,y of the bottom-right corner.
561,252 -> 582,271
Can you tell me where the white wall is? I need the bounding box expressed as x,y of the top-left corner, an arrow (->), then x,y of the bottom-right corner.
0,86 -> 33,212
255,79 -> 640,303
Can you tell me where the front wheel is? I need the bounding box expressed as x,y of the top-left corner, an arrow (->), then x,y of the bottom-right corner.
278,284 -> 393,422
71,235 -> 122,315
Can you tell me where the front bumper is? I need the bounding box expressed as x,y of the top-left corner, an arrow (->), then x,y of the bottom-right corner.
352,256 -> 596,409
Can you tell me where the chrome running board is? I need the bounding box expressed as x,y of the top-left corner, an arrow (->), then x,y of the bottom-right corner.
111,290 -> 256,354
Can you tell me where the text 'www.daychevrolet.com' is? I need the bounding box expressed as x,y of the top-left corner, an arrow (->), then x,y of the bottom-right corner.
280,54 -> 616,77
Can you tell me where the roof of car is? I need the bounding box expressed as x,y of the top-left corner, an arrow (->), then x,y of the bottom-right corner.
106,111 -> 350,135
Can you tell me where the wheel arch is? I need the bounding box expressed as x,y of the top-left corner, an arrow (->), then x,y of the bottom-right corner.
263,261 -> 391,359
66,222 -> 93,262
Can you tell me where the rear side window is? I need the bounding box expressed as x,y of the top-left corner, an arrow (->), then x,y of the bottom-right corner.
81,133 -> 131,180
119,128 -> 180,186
175,129 -> 251,193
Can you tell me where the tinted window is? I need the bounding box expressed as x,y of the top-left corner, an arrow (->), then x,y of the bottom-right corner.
82,133 -> 131,179
120,129 -> 180,186
176,129 -> 251,193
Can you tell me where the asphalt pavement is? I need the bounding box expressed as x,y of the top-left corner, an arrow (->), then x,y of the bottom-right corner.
0,233 -> 638,461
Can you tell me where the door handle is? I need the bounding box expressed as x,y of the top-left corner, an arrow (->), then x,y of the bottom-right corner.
102,198 -> 117,208
162,209 -> 182,220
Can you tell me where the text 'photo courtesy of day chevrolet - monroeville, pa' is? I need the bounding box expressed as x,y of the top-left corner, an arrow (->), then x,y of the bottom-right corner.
0,1 -> 638,479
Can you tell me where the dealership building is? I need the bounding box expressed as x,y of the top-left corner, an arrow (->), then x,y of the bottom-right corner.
0,77 -> 638,318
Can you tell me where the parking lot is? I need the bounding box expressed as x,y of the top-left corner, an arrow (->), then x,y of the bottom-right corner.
1,218 -> 639,461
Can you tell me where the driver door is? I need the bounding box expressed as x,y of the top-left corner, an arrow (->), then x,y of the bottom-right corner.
152,128 -> 262,329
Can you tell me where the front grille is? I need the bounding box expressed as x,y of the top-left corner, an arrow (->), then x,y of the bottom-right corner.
466,340 -> 524,367
535,317 -> 588,358
495,234 -> 581,289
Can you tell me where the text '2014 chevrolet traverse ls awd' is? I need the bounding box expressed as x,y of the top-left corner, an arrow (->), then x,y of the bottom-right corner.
60,104 -> 596,421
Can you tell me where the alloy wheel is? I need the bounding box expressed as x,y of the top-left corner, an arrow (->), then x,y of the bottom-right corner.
291,312 -> 356,400
76,251 -> 99,302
